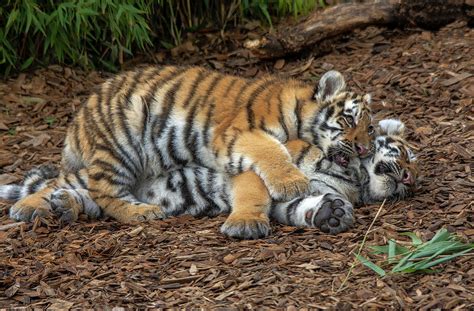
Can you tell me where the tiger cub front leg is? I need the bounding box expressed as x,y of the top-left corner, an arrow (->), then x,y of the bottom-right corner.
224,131 -> 310,201
87,164 -> 165,223
221,171 -> 272,239
285,139 -> 325,176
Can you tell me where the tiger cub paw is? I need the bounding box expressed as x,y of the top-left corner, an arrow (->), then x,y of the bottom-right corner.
266,170 -> 310,201
50,189 -> 80,224
9,201 -> 51,222
221,212 -> 271,239
305,193 -> 354,234
123,204 -> 166,222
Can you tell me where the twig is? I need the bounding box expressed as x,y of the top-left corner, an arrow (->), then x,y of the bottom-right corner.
0,222 -> 25,231
336,199 -> 386,293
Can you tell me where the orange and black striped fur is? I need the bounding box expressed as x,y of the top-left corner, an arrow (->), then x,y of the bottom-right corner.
5,66 -> 372,239
1,119 -> 419,238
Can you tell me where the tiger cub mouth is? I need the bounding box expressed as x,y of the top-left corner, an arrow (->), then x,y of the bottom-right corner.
332,153 -> 350,167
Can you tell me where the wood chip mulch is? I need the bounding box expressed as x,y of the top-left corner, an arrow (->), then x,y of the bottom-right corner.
0,21 -> 473,309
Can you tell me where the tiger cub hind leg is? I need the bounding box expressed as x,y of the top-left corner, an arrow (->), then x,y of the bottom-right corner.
92,192 -> 166,223
50,189 -> 102,223
221,171 -> 272,239
272,193 -> 354,234
87,161 -> 166,223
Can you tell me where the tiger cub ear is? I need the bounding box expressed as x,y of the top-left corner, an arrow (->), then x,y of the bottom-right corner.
314,70 -> 346,102
363,94 -> 372,105
377,119 -> 405,137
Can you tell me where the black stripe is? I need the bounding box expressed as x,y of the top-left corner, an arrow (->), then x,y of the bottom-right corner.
184,99 -> 200,153
223,77 -> 238,95
41,196 -> 50,204
194,172 -> 213,205
226,134 -> 238,157
202,101 -> 215,147
320,171 -> 354,184
141,95 -> 151,141
326,106 -> 335,119
73,171 -> 88,189
89,172 -> 131,186
295,99 -> 304,137
27,176 -> 47,194
237,156 -> 244,173
278,100 -> 289,142
143,67 -> 188,110
182,69 -> 206,108
285,198 -> 304,223
72,190 -> 86,213
116,101 -> 144,171
295,144 -> 312,167
231,79 -> 254,112
6,187 -> 21,201
246,80 -> 276,129
265,85 -> 277,113
150,117 -> 165,169
168,126 -> 188,166
320,122 -> 341,132
94,143 -> 136,179
155,77 -> 184,140
197,74 -> 222,108
104,74 -> 128,127
80,102 -> 97,155
177,170 -> 195,212
93,159 -> 133,180
62,174 -> 76,189
188,132 -> 204,166
70,121 -> 82,157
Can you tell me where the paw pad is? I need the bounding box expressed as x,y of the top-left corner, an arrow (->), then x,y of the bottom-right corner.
310,194 -> 354,235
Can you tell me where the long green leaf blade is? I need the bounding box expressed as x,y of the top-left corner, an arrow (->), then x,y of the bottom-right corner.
400,232 -> 423,246
355,254 -> 386,277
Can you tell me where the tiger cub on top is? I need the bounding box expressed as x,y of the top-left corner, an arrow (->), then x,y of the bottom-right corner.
4,66 -> 373,239
2,120 -> 418,238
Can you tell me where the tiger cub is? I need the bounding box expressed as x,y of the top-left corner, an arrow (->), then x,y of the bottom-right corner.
1,120 -> 417,237
5,66 -> 373,239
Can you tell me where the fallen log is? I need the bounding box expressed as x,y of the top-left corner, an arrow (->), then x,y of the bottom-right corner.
244,0 -> 474,59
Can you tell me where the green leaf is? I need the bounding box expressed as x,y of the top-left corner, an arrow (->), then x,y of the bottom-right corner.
400,232 -> 423,246
20,56 -> 34,70
370,244 -> 410,255
5,9 -> 19,33
388,240 -> 396,263
428,228 -> 451,244
355,254 -> 386,277
415,247 -> 474,270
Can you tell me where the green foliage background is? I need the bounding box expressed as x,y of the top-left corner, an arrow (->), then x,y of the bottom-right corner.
0,0 -> 323,76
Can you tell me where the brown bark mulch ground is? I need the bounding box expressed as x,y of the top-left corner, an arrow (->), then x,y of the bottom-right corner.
0,21 -> 473,309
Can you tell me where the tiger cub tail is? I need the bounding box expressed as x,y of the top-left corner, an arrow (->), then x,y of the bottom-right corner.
0,164 -> 58,201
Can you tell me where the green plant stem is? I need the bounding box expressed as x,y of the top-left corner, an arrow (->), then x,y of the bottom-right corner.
336,199 -> 386,293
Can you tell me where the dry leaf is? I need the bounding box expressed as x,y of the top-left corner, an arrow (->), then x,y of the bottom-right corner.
0,174 -> 19,185
21,133 -> 51,147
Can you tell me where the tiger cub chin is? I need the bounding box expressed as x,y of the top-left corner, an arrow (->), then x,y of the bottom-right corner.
1,120 -> 417,237
4,65 -> 374,239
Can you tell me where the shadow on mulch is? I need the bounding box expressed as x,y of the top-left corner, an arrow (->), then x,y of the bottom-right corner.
0,21 -> 473,309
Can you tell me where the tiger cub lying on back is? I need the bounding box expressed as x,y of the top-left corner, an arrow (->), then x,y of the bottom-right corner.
3,66 -> 374,239
2,120 -> 418,237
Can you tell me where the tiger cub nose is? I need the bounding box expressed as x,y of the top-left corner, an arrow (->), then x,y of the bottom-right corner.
402,171 -> 415,185
356,144 -> 368,155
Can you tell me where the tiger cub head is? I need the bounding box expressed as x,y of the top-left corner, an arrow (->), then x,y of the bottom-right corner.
304,71 -> 374,167
362,119 -> 419,202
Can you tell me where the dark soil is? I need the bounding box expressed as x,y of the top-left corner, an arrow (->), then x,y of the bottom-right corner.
0,21 -> 473,309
